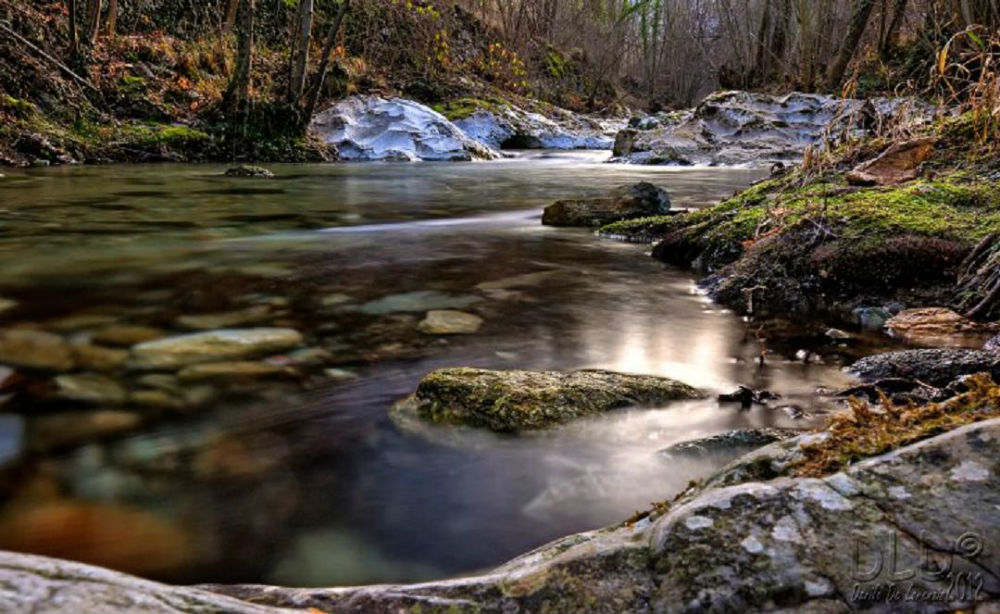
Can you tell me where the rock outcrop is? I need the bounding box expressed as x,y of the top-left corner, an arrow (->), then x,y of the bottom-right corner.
311,96 -> 500,161
542,182 -> 671,227
848,348 -> 1000,386
5,418 -> 997,613
391,367 -> 702,432
453,104 -> 624,150
614,91 -> 933,166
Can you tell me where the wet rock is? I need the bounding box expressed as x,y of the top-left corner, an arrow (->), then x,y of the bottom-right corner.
718,386 -> 780,408
834,377 -> 936,403
417,310 -> 483,334
824,328 -> 852,341
616,90 -> 934,166
54,373 -> 128,404
129,328 -> 303,369
358,290 -> 481,315
885,307 -> 996,348
542,182 -> 671,227
311,96 -> 500,161
845,137 -> 935,186
318,293 -> 354,308
0,297 -> 18,316
475,270 -> 560,291
175,305 -> 273,330
0,329 -> 75,371
28,410 -> 141,450
612,128 -> 637,156
393,367 -> 703,432
453,104 -> 622,150
225,165 -> 274,178
93,325 -> 165,347
72,344 -> 129,371
177,361 -> 291,382
848,349 -> 1000,386
659,428 -> 800,459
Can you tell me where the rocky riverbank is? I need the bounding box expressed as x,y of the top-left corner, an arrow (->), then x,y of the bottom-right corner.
5,406 -> 998,613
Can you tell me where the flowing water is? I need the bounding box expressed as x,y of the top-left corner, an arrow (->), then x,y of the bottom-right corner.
0,152 -> 883,587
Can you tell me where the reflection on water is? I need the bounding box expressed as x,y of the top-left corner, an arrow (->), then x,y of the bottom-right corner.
0,154 -> 876,587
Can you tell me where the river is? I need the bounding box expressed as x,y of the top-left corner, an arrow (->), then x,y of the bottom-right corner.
0,152 -> 877,587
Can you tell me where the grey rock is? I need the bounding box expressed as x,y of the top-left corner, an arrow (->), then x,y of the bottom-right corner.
417,310 -> 483,334
358,290 -> 481,315
175,305 -> 273,330
852,306 -> 893,330
311,96 -> 500,161
848,349 -> 1000,386
985,334 -> 1000,353
659,428 -> 800,459
129,328 -> 303,369
616,90 -> 936,166
0,551 -> 298,614
454,105 -> 623,150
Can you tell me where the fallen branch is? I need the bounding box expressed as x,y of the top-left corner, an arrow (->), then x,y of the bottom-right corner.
0,21 -> 99,95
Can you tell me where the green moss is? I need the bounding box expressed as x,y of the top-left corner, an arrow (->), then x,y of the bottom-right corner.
120,123 -> 210,148
544,46 -> 569,79
1,95 -> 36,119
432,96 -> 508,121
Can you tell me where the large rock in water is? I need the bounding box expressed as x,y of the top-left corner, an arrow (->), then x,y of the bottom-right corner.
392,367 -> 702,432
311,96 -> 500,161
5,418 -> 998,613
542,182 -> 671,227
453,104 -> 624,150
615,90 -> 935,166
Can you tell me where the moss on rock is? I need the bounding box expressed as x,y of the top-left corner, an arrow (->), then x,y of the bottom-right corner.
393,367 -> 703,432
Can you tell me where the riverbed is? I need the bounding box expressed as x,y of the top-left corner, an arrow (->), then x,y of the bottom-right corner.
0,152 -> 884,587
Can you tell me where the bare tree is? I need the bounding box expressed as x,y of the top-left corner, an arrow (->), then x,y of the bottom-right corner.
104,0 -> 117,36
68,0 -> 79,57
302,0 -> 351,126
827,0 -> 877,90
288,0 -> 314,104
85,0 -> 102,45
223,0 -> 255,112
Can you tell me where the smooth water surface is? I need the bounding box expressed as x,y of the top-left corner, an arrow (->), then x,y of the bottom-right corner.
0,153 -> 872,586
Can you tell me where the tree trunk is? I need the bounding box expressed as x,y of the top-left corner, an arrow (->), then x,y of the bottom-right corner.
826,0 -> 877,91
289,0 -> 313,104
68,0 -> 79,57
85,0 -> 101,45
104,0 -> 117,35
752,0 -> 774,86
879,0 -> 907,58
770,0 -> 791,81
223,0 -> 240,33
302,0 -> 350,128
223,0 -> 254,112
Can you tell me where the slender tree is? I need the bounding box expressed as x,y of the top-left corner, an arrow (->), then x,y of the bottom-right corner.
302,0 -> 350,126
826,0 -> 877,90
85,0 -> 102,45
223,0 -> 255,111
288,0 -> 314,104
104,0 -> 117,36
68,0 -> 79,57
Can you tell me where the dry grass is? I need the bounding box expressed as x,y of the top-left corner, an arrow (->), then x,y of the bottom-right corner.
794,373 -> 1000,477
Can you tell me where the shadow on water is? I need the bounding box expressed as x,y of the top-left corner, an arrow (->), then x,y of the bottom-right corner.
0,153 -> 883,587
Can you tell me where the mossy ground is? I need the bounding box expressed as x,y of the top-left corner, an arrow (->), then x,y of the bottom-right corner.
602,113 -> 1000,318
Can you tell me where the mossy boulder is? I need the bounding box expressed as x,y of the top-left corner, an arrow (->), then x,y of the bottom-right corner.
543,182 -> 671,227
225,165 -> 274,178
392,367 -> 702,432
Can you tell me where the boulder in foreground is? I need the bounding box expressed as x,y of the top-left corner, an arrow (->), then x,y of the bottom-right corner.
393,367 -> 702,432
542,182 -> 671,227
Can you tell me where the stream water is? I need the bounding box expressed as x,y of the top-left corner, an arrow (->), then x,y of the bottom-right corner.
0,152 -> 883,587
